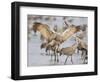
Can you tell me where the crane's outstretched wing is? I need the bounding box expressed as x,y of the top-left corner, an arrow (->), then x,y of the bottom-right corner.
61,25 -> 81,43
32,22 -> 56,42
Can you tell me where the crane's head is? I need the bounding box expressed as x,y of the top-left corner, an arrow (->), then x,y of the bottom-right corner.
32,22 -> 42,33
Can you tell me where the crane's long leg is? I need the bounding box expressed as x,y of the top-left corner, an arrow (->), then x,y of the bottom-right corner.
51,53 -> 53,61
81,50 -> 84,59
54,50 -> 56,62
64,56 -> 69,65
71,56 -> 73,64
56,45 -> 60,62
54,54 -> 56,62
83,50 -> 87,64
83,58 -> 85,64
57,53 -> 59,62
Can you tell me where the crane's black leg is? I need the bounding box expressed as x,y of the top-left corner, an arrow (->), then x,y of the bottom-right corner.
64,56 -> 69,65
54,50 -> 56,62
81,50 -> 84,59
71,56 -> 73,64
57,53 -> 59,62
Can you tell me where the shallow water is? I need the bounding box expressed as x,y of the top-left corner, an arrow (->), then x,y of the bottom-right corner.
27,35 -> 87,66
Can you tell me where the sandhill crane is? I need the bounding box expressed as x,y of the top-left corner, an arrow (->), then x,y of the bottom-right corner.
32,22 -> 81,43
75,36 -> 88,64
59,43 -> 78,64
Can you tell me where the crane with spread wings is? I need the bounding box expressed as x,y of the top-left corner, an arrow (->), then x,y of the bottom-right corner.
32,22 -> 80,42
31,21 -> 81,62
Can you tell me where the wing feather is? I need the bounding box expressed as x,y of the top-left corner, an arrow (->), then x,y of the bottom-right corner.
33,22 -> 56,41
61,26 -> 80,42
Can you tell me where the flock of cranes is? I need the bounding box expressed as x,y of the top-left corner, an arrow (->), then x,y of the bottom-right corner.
31,21 -> 88,64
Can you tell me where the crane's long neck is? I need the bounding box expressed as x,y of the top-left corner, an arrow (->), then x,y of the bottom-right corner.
72,43 -> 78,50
